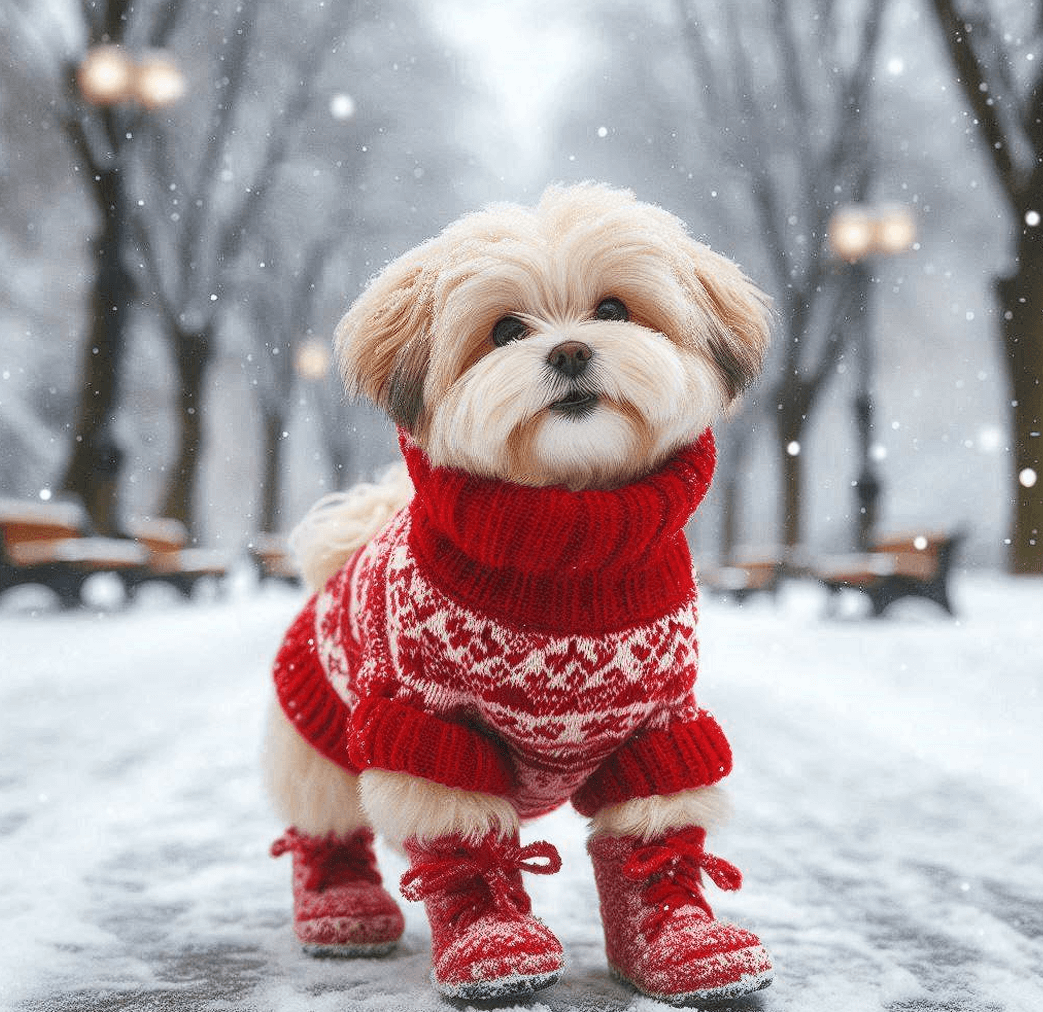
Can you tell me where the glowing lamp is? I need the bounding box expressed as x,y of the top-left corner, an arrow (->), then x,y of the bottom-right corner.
77,45 -> 135,106
875,205 -> 917,255
135,52 -> 187,109
829,207 -> 875,263
295,339 -> 332,381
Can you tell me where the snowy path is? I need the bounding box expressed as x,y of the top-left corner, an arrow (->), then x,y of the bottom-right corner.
1,574 -> 1041,1012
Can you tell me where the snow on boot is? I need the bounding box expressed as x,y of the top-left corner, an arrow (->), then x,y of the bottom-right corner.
401,830 -> 565,1000
271,827 -> 405,956
588,826 -> 772,1005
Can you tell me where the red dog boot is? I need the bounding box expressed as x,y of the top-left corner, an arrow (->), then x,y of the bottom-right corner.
588,826 -> 772,1005
271,827 -> 404,955
401,830 -> 565,1000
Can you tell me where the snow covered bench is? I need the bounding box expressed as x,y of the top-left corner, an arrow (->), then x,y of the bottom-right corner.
0,498 -> 149,607
699,551 -> 785,603
249,534 -> 301,586
814,532 -> 964,617
120,518 -> 230,599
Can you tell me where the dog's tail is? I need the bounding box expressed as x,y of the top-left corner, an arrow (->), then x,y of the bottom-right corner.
288,464 -> 414,592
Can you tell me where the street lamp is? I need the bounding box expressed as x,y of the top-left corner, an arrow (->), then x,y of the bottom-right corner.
77,45 -> 187,109
63,45 -> 187,536
828,204 -> 916,550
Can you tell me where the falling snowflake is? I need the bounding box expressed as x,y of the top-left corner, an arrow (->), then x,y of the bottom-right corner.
330,93 -> 356,120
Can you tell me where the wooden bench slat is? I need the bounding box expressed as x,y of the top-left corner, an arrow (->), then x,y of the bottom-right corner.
8,537 -> 149,568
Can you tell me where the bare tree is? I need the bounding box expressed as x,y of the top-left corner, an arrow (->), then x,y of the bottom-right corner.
130,1 -> 358,534
237,233 -> 341,533
674,0 -> 892,552
928,0 -> 1043,574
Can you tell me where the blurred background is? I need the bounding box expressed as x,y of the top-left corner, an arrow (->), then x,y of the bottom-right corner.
1,0 -> 1041,581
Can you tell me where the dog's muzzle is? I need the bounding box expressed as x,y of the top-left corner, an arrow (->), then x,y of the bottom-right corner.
546,341 -> 598,418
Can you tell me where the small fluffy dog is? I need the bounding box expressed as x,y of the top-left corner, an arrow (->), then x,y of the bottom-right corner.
265,183 -> 773,1004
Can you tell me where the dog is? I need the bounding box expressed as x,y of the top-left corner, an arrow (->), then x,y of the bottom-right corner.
264,182 -> 773,1004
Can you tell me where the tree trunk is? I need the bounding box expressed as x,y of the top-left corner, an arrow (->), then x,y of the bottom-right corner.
773,379 -> 811,551
260,408 -> 284,533
779,439 -> 805,550
160,327 -> 214,535
60,167 -> 134,536
997,225 -> 1043,574
717,424 -> 752,563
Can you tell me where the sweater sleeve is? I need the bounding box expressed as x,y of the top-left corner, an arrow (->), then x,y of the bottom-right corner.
570,708 -> 733,817
346,694 -> 515,795
272,595 -> 359,773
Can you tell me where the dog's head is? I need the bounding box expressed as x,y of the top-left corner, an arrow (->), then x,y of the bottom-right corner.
335,183 -> 771,490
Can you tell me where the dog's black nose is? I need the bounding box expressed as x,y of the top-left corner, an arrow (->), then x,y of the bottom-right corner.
547,341 -> 592,378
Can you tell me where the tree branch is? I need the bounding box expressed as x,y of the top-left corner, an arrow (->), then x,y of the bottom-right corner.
809,276 -> 860,393
100,0 -> 133,41
771,0 -> 814,160
824,0 -> 889,183
132,205 -> 179,326
147,0 -> 191,47
178,2 -> 262,266
672,0 -> 726,120
929,0 -> 1022,204
215,3 -> 358,267
1022,56 -> 1043,179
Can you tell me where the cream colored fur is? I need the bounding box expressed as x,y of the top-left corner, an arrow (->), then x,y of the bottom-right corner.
334,181 -> 770,491
359,769 -> 520,846
264,703 -> 517,844
288,464 -> 413,592
589,786 -> 732,841
263,703 -> 366,837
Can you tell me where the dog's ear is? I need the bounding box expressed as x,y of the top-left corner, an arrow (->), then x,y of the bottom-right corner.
679,244 -> 773,401
334,247 -> 435,432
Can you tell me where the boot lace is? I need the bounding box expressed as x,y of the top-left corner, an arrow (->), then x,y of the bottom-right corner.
400,836 -> 561,929
271,827 -> 383,891
621,826 -> 743,936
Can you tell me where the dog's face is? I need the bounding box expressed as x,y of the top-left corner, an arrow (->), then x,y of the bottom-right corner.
335,184 -> 771,490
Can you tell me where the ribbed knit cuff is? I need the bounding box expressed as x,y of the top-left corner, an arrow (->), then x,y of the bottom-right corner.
348,695 -> 516,796
273,597 -> 358,772
571,711 -> 733,817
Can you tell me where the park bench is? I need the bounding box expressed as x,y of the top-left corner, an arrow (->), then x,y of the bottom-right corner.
0,498 -> 149,607
699,550 -> 785,603
120,517 -> 230,599
813,531 -> 964,617
249,533 -> 301,586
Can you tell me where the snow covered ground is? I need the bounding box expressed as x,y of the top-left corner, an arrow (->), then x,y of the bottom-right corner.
1,570 -> 1041,1012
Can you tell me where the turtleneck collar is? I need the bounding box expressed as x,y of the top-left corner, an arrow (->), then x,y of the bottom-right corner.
401,429 -> 715,635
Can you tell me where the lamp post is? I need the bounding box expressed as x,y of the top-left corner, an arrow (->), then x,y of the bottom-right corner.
63,45 -> 186,535
828,205 -> 916,550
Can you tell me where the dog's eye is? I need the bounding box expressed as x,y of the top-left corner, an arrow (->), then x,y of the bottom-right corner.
492,316 -> 529,347
594,297 -> 629,322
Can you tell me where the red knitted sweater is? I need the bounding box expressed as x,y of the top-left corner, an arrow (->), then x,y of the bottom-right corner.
273,429 -> 733,819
